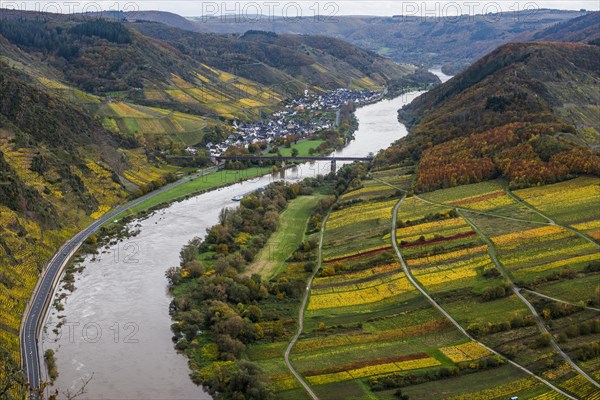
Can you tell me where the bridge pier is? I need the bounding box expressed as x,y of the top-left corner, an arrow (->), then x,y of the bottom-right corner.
214,155 -> 371,179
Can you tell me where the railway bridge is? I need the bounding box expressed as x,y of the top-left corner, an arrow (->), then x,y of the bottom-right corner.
214,155 -> 372,174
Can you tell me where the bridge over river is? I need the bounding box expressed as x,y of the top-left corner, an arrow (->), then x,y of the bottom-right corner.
215,155 -> 373,173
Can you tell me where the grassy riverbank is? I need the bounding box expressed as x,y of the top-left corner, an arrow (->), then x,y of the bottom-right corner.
123,166 -> 273,217
246,194 -> 327,279
167,173 -> 345,400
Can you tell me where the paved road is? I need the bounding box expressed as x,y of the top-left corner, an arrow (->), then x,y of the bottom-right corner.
21,165 -> 221,397
283,215 -> 330,400
390,197 -> 578,399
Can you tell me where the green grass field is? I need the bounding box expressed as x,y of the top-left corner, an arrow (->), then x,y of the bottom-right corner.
123,167 -> 273,215
278,140 -> 325,157
247,194 -> 326,278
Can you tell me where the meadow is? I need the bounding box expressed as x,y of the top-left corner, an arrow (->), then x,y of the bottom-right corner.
247,194 -> 327,279
278,140 -> 326,157
124,166 -> 273,215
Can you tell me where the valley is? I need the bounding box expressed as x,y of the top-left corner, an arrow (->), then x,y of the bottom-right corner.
131,9 -> 599,73
0,12 -> 424,396
0,6 -> 598,400
37,86 -> 430,399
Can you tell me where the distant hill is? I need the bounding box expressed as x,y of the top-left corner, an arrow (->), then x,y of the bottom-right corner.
129,21 -> 418,92
126,10 -> 199,31
377,42 -> 600,191
0,10 -> 418,123
0,12 -> 275,119
530,11 -> 600,43
127,9 -> 588,68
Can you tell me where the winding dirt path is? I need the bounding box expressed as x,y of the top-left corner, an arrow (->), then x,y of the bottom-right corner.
505,187 -> 600,246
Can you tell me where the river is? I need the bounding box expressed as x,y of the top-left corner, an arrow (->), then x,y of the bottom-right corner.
42,71 -> 447,399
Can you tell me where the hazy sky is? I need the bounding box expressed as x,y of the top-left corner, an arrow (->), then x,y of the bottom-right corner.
9,1 -> 600,17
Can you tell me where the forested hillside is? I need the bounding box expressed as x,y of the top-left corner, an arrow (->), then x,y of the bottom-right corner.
376,42 -> 600,191
129,22 -> 415,91
132,9 -> 588,68
0,11 -> 413,109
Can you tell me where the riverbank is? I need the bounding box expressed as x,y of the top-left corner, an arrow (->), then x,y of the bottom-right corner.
167,176 -> 343,399
122,167 -> 273,216
38,82 -> 437,398
23,164 -> 273,395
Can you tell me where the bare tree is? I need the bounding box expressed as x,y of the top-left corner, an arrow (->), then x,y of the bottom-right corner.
218,207 -> 230,226
62,373 -> 93,400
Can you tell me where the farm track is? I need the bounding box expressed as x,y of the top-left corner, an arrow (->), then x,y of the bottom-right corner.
373,176 -> 583,397
391,195 -> 577,399
372,176 -> 556,227
461,210 -> 600,390
384,176 -> 599,389
402,183 -> 600,310
284,214 -> 330,400
284,176 -> 597,399
414,192 -> 552,226
522,289 -> 600,312
504,187 -> 600,247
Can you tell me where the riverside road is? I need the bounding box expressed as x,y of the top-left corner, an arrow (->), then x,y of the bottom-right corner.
20,165 -> 220,397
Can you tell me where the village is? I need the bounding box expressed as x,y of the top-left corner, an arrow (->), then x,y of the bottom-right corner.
199,88 -> 382,157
